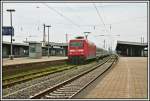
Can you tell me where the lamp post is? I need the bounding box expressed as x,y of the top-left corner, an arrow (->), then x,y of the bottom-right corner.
84,32 -> 91,39
46,25 -> 51,57
7,9 -> 15,60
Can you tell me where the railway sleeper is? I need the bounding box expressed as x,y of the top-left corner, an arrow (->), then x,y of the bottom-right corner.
68,82 -> 88,86
53,91 -> 75,94
48,93 -> 72,97
63,84 -> 82,88
70,78 -> 92,83
62,87 -> 81,91
53,91 -> 75,95
57,89 -> 79,92
44,95 -> 68,99
59,88 -> 80,91
64,84 -> 84,89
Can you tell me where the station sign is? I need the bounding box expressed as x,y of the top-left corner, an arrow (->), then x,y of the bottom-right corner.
2,26 -> 14,36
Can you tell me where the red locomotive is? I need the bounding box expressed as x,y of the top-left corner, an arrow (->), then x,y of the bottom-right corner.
68,36 -> 96,64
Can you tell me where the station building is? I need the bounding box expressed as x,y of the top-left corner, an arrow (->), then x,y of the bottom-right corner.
2,41 -> 29,58
42,42 -> 68,56
2,41 -> 68,58
116,41 -> 148,57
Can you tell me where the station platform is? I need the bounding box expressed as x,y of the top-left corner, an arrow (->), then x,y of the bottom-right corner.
83,57 -> 147,98
2,56 -> 67,66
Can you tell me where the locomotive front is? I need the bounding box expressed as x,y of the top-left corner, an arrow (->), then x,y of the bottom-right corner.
68,39 -> 86,64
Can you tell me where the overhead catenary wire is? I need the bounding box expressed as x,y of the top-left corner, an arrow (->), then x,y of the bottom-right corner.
93,3 -> 109,32
43,4 -> 107,31
43,3 -> 80,28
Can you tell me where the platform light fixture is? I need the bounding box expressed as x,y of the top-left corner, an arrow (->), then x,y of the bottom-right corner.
84,32 -> 91,39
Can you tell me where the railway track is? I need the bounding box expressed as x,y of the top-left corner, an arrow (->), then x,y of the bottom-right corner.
3,55 -> 115,99
3,64 -> 77,88
3,61 -> 100,98
30,55 -> 118,99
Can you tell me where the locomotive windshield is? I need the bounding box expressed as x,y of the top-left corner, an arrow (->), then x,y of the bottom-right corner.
70,41 -> 83,48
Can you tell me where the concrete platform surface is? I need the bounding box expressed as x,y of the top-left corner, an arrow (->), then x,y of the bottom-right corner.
2,56 -> 67,66
84,57 -> 148,99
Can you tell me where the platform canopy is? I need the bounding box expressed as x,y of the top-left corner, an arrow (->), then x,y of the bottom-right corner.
116,41 -> 148,57
116,41 -> 147,46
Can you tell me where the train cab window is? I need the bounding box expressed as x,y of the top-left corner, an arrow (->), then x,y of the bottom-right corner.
70,41 -> 83,48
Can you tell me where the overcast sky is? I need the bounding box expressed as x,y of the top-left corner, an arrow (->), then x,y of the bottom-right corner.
2,2 -> 147,50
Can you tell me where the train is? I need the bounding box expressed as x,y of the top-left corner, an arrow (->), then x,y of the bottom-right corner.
68,36 -> 109,64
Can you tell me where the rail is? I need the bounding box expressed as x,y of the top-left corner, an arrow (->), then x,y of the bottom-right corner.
30,55 -> 118,99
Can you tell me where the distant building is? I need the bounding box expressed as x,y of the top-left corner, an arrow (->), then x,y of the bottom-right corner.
2,41 -> 68,58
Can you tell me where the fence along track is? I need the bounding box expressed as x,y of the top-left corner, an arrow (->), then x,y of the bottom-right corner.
31,55 -> 118,99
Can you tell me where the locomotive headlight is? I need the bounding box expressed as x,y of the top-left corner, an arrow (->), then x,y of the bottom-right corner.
78,49 -> 84,52
70,50 -> 75,52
